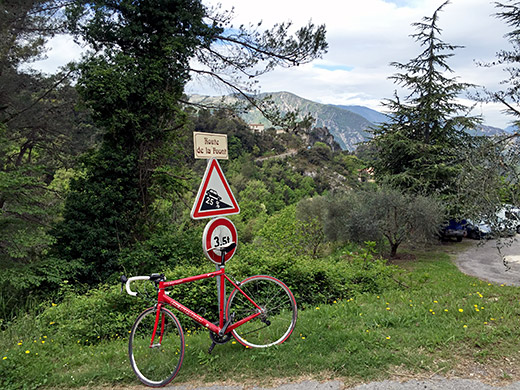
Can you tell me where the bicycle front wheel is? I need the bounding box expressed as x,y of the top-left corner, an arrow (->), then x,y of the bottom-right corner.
226,275 -> 297,348
129,306 -> 184,387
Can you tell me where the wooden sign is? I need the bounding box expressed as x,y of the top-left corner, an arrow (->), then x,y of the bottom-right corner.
193,132 -> 228,160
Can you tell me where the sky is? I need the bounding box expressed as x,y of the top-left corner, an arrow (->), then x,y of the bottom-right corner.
34,0 -> 515,128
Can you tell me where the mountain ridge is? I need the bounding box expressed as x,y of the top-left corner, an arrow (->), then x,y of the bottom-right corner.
189,91 -> 510,151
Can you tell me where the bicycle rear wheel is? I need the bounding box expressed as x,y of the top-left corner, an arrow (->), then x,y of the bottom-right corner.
129,306 -> 184,387
226,275 -> 297,348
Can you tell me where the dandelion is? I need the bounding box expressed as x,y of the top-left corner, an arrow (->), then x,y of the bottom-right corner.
484,322 -> 488,325
386,336 -> 391,340
386,307 -> 391,311
2,357 -> 6,360
301,336 -> 306,340
51,303 -> 57,307
333,300 -> 337,304
459,308 -> 464,313
432,312 -> 436,315
444,309 -> 448,312
232,341 -> 236,344
315,307 -> 320,310
463,325 -> 468,328
17,342 -> 22,346
434,300 -> 438,303
49,322 -> 55,325
41,341 -> 45,344
25,350 -> 30,354
491,318 -> 496,321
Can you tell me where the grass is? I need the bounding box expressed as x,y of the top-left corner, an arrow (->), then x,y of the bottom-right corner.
2,243 -> 520,389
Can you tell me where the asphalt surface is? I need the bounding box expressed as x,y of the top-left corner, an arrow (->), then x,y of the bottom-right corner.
455,236 -> 520,286
159,238 -> 520,390
162,378 -> 520,390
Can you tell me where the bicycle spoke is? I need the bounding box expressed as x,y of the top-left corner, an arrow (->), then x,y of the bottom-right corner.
129,307 -> 185,387
227,276 -> 297,348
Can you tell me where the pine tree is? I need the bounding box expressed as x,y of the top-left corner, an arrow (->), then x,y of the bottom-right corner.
371,1 -> 481,198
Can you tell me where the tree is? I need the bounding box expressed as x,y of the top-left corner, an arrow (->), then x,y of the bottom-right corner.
0,1 -> 94,266
370,1 -> 480,201
482,1 -> 520,126
453,1 -> 520,224
55,0 -> 328,282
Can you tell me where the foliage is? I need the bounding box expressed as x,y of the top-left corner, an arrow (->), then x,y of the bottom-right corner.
455,134 -> 520,223
53,0 -> 327,284
118,225 -> 206,276
5,248 -> 520,389
0,2 -> 97,320
298,188 -> 445,258
481,1 -> 520,126
352,187 -> 445,257
370,1 -> 480,200
0,1 -> 94,267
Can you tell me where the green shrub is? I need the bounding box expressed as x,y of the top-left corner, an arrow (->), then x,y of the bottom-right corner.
228,244 -> 398,305
38,282 -> 141,342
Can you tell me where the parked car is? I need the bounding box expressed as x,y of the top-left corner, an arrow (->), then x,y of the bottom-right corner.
465,220 -> 491,240
439,219 -> 467,242
466,205 -> 520,239
497,205 -> 520,235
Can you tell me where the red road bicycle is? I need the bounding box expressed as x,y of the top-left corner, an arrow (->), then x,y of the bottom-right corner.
121,242 -> 297,387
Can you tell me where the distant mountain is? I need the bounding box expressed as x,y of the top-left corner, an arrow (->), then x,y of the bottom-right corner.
505,125 -> 518,134
189,92 -> 510,151
467,124 -> 508,137
190,92 -> 374,151
333,105 -> 388,125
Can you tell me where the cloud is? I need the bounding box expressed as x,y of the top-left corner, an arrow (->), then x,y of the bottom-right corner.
30,0 -> 516,128
191,0 -> 514,128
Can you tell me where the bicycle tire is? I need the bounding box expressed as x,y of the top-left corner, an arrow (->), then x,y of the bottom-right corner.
226,275 -> 297,348
129,306 -> 184,387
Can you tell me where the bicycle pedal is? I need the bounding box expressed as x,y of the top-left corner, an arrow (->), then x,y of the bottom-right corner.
208,342 -> 216,354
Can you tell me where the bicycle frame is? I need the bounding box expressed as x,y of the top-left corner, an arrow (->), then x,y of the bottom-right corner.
155,267 -> 263,336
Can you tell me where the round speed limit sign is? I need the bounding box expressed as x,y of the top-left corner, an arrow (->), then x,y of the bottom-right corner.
202,217 -> 238,264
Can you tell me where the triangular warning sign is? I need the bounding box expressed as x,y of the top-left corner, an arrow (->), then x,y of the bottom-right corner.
191,158 -> 240,220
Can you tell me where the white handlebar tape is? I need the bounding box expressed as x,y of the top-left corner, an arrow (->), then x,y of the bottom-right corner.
126,276 -> 150,296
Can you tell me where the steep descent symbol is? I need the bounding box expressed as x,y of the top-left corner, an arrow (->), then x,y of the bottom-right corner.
200,189 -> 232,211
191,158 -> 240,219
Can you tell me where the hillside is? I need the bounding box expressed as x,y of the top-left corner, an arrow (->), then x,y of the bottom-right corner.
190,92 -> 374,151
189,92 -> 510,151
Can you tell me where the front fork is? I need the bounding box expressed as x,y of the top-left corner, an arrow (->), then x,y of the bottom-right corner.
150,303 -> 164,348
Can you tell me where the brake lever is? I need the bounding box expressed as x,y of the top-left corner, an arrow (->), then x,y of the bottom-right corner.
120,275 -> 128,293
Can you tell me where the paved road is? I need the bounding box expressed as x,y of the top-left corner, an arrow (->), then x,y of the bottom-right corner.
455,236 -> 520,286
162,378 -> 520,390
158,239 -> 520,390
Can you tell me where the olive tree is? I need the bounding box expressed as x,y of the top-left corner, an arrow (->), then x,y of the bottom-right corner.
300,188 -> 445,258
